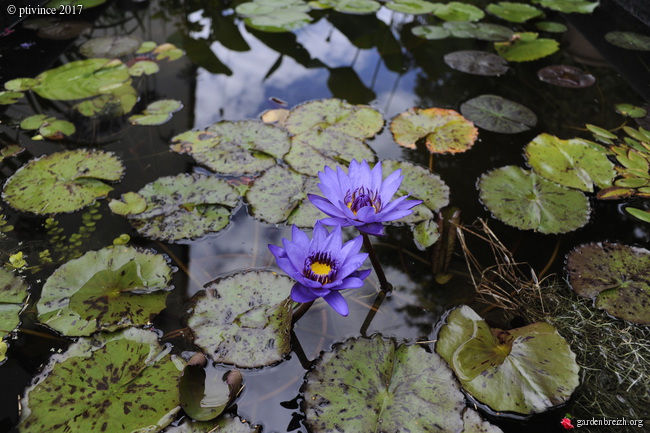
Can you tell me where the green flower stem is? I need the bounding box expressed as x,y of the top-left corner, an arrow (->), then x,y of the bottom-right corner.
359,290 -> 386,336
362,234 -> 393,293
292,300 -> 314,324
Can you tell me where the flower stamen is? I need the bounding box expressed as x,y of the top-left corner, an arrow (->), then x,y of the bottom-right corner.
345,187 -> 382,215
304,251 -> 337,285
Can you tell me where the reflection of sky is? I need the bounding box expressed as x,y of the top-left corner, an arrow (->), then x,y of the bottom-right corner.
191,10 -> 422,130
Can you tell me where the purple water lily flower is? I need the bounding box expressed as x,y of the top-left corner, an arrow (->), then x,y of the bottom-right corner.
268,222 -> 370,316
308,159 -> 422,236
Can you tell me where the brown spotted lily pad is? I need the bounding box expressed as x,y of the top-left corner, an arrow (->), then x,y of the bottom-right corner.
566,242 -> 650,324
537,65 -> 596,88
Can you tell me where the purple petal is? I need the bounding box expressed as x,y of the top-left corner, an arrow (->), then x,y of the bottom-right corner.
337,252 -> 368,279
335,276 -> 366,290
351,268 -> 372,280
378,171 -> 403,203
284,238 -> 307,271
370,161 -> 384,192
338,235 -> 364,261
319,216 -> 353,228
291,283 -> 319,303
323,291 -> 349,316
354,205 -> 378,223
335,165 -> 352,195
357,222 -> 385,236
268,244 -> 286,260
312,221 -> 329,249
320,224 -> 342,254
309,194 -> 347,219
275,256 -> 300,279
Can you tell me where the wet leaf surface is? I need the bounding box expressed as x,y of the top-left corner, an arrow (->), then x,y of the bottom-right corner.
478,165 -> 590,234
2,149 -> 124,214
385,0 -> 436,14
390,107 -> 478,153
444,50 -> 509,76
486,2 -> 542,23
19,328 -> 182,433
432,2 -> 484,21
166,414 -> 260,433
0,269 -> 29,340
524,133 -> 615,191
128,173 -> 239,242
436,306 -> 580,414
605,31 -> 650,51
37,245 -> 173,336
188,270 -> 294,368
80,35 -> 143,58
566,242 -> 650,324
494,32 -> 559,62
236,0 -> 313,32
531,0 -> 598,13
443,22 -> 514,41
460,94 -> 537,133
537,65 -> 596,88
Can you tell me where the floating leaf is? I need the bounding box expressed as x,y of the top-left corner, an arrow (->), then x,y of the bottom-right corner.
136,40 -> 158,54
537,65 -> 596,88
74,83 -> 137,117
236,0 -> 312,32
20,114 -> 75,139
0,269 -> 29,340
444,51 -> 509,76
531,0 -> 598,13
37,245 -> 173,336
19,328 -> 182,433
432,2 -> 485,21
128,60 -> 160,76
478,165 -> 590,234
525,133 -> 615,191
605,31 -> 650,51
166,415 -> 260,433
625,206 -> 650,223
171,120 -> 290,175
596,186 -> 634,200
127,173 -> 239,242
443,22 -> 514,41
535,21 -> 568,33
2,149 -> 124,214
245,165 -> 322,226
80,35 -> 142,58
411,25 -> 450,40
390,107 -> 478,153
615,103 -> 647,118
153,43 -> 185,61
566,242 -> 650,324
4,78 -> 38,91
494,32 -> 559,62
188,270 -> 294,368
129,99 -> 183,126
436,305 -> 580,414
385,0 -> 436,14
31,58 -> 131,101
36,20 -> 92,40
334,0 -> 381,14
460,94 -> 537,133
0,91 -> 23,105
303,335 -> 467,432
0,144 -> 24,161
486,2 -> 542,23
413,218 -> 440,250
108,192 -> 147,215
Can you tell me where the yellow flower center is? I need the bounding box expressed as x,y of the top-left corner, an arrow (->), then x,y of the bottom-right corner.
310,261 -> 332,276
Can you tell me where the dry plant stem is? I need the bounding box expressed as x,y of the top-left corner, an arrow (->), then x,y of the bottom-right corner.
362,234 -> 393,293
359,290 -> 386,336
292,300 -> 314,325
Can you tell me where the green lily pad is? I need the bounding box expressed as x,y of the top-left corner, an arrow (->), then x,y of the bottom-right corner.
246,165 -> 322,226
535,21 -> 568,33
129,100 -> 183,126
606,31 -> 650,51
478,165 -> 590,234
494,32 -> 560,62
444,51 -> 509,76
20,114 -> 76,139
0,144 -> 24,161
0,269 -> 29,340
4,78 -> 38,91
0,91 -> 23,105
136,41 -> 158,54
37,245 -> 173,336
302,335 -> 467,432
385,0 -> 436,14
31,58 -> 131,101
19,328 -> 182,433
2,149 -> 124,214
486,2 -> 542,23
334,0 -> 381,14
237,0 -> 312,32
391,107 -> 478,153
128,173 -> 239,242
187,270 -> 294,368
615,103 -> 647,118
166,415 -> 260,433
460,94 -> 537,134
432,2 -> 485,21
531,0 -> 598,13
128,60 -> 160,76
436,305 -> 580,414
154,43 -> 185,61
525,133 -> 615,192
411,25 -> 451,40
109,192 -> 147,215
171,120 -> 290,175
566,242 -> 650,324
443,22 -> 515,41
80,35 -> 143,58
284,98 -> 383,139
625,206 -> 650,223
74,83 -> 138,117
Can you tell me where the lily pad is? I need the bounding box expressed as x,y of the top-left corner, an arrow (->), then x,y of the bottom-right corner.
129,99 -> 183,126
80,35 -> 143,58
2,149 -> 124,214
128,60 -> 160,76
127,173 -> 240,242
535,21 -> 568,33
109,192 -> 147,215
486,2 -> 542,23
166,415 -> 260,433
31,58 -> 131,101
625,206 -> 650,223
36,20 -> 92,40
436,305 -> 580,414
444,51 -> 509,76
171,120 -> 290,175
460,94 -> 537,134
531,0 -> 598,13
524,133 -> 615,192
566,242 -> 650,324
74,83 -> 138,117
187,270 -> 294,368
37,245 -> 174,336
385,0 -> 436,14
246,165 -> 323,226
19,328 -> 182,433
494,32 -> 560,62
443,22 -> 514,41
615,103 -> 647,118
411,25 -> 451,40
432,2 -> 485,21
0,269 -> 29,340
390,107 -> 478,153
334,0 -> 381,14
0,91 -> 23,105
302,335 -> 467,432
4,78 -> 38,91
20,114 -> 75,139
478,165 -> 590,234
537,65 -> 596,88
605,31 -> 650,51
236,0 -> 312,32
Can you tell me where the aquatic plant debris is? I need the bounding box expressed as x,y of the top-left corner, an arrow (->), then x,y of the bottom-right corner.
2,149 -> 124,214
37,245 -> 174,336
436,305 -> 580,414
188,270 -> 294,368
19,328 -> 182,433
566,242 -> 650,324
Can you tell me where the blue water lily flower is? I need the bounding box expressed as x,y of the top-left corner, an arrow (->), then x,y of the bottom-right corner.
268,222 -> 370,316
308,159 -> 422,236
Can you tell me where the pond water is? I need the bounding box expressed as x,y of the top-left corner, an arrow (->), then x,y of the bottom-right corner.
0,0 -> 649,432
